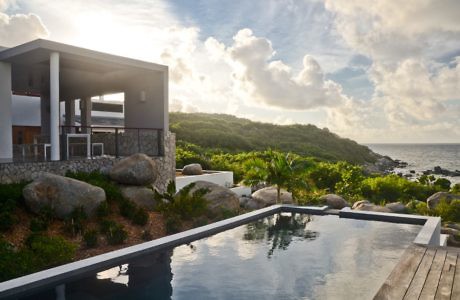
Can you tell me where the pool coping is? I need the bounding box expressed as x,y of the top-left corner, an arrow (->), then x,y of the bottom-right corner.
0,205 -> 441,299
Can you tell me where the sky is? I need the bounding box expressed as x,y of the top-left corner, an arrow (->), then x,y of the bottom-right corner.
1,0 -> 460,143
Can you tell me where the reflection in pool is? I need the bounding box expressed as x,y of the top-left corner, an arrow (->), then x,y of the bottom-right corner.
23,213 -> 421,300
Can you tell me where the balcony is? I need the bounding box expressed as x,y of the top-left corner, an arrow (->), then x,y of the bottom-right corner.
12,126 -> 164,162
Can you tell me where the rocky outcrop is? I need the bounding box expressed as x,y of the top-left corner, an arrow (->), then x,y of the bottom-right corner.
319,194 -> 349,209
427,192 -> 460,209
120,186 -> 156,210
251,186 -> 293,206
181,163 -> 203,175
363,156 -> 407,175
239,196 -> 260,210
352,200 -> 370,209
423,166 -> 460,177
184,181 -> 239,214
352,200 -> 391,213
385,202 -> 407,213
23,173 -> 106,219
109,153 -> 158,186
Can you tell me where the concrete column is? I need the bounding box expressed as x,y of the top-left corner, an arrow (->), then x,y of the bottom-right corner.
80,97 -> 92,133
40,94 -> 50,136
0,62 -> 13,162
65,99 -> 75,132
50,52 -> 60,161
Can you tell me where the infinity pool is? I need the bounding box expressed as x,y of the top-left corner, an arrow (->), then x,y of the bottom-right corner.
21,213 -> 421,299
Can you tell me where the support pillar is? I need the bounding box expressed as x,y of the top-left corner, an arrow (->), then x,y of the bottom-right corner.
65,99 -> 75,133
50,52 -> 60,161
80,97 -> 92,133
40,94 -> 50,136
0,62 -> 13,162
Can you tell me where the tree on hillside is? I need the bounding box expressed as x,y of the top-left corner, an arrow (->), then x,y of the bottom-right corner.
243,150 -> 310,203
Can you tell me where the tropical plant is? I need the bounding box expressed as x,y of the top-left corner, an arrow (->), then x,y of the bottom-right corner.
243,150 -> 310,203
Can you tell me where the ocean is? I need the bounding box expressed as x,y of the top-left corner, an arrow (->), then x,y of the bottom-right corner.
366,144 -> 460,185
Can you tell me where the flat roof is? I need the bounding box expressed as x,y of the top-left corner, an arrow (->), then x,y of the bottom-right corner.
0,39 -> 167,72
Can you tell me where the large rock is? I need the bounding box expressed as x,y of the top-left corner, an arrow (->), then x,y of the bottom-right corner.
352,200 -> 370,209
319,194 -> 349,209
251,186 -> 293,206
109,153 -> 158,185
183,181 -> 239,214
239,196 -> 260,210
120,186 -> 156,210
182,163 -> 203,175
385,202 -> 407,213
352,200 -> 391,213
427,192 -> 460,209
23,173 -> 106,219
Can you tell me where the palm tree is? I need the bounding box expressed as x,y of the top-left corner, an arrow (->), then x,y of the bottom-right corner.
243,150 -> 310,203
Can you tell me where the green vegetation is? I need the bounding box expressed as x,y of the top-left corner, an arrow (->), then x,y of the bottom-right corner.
99,220 -> 128,245
155,181 -> 209,233
170,112 -> 377,163
83,229 -> 99,248
243,150 -> 311,203
0,234 -> 76,281
0,182 -> 28,232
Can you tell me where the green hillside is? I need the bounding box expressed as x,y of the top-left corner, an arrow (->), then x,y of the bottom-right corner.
169,113 -> 378,163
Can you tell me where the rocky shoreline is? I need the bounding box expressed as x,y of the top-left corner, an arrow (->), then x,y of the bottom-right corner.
364,153 -> 460,179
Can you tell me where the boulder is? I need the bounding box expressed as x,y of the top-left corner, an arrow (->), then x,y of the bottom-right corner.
184,181 -> 239,214
352,200 -> 370,210
251,186 -> 293,206
426,192 -> 460,209
353,203 -> 391,213
319,194 -> 349,209
120,186 -> 156,210
23,173 -> 106,219
109,153 -> 158,185
385,202 -> 407,213
239,196 -> 260,210
182,163 -> 203,175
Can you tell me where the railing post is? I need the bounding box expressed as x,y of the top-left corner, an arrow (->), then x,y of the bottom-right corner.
115,128 -> 119,158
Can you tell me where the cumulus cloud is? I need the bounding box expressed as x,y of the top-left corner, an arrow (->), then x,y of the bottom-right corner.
205,29 -> 350,110
0,1 -> 48,47
324,0 -> 460,62
321,0 -> 460,142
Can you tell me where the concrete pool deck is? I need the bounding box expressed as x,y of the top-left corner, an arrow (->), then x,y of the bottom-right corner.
0,205 -> 444,299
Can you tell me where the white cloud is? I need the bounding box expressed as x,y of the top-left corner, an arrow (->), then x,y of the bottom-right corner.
204,29 -> 350,110
0,12 -> 48,47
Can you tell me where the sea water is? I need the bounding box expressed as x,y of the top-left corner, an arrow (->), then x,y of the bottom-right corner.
367,143 -> 460,184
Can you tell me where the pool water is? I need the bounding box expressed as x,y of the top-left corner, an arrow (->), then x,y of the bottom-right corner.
24,214 -> 421,300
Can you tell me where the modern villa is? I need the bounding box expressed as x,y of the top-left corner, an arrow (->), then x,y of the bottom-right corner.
0,40 -> 175,188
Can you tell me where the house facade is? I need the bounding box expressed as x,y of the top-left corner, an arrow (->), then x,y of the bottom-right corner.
0,40 -> 175,190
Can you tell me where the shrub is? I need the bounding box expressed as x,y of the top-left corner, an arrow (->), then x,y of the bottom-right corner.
83,229 -> 98,248
25,234 -> 76,267
0,200 -> 17,231
132,208 -> 149,226
451,183 -> 460,194
435,199 -> 460,223
361,175 -> 435,204
141,230 -> 152,241
433,178 -> 451,191
97,201 -> 110,218
119,200 -> 137,219
63,207 -> 87,237
29,206 -> 55,232
65,171 -> 123,203
0,182 -> 27,232
99,220 -> 127,245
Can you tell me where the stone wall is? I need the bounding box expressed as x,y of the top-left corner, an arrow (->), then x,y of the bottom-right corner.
0,132 -> 176,193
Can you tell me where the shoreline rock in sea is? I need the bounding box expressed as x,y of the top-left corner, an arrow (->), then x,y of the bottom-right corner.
363,154 -> 408,175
